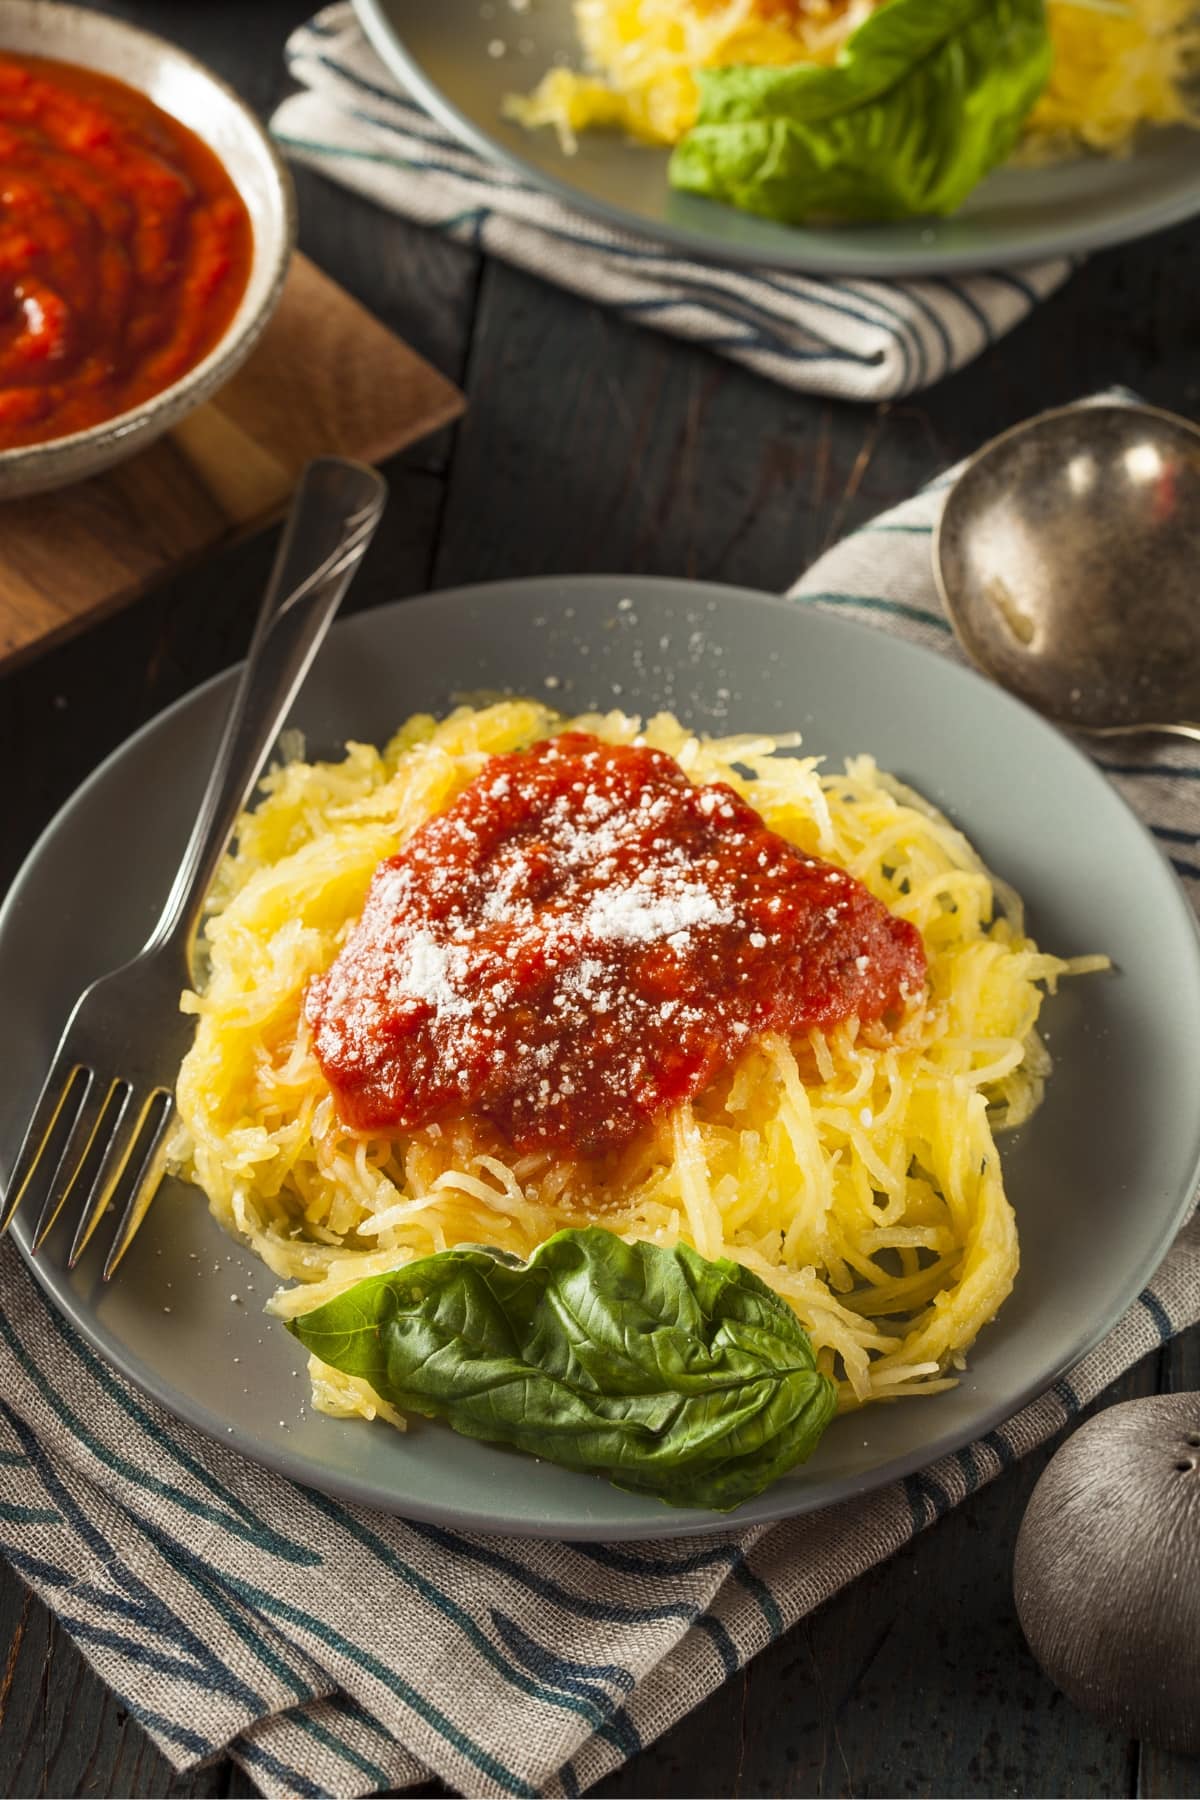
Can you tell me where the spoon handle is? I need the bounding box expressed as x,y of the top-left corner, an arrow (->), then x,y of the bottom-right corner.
1087,722 -> 1200,746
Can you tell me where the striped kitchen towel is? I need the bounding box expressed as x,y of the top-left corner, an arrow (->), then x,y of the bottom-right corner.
270,4 -> 1073,401
2,431 -> 1198,1800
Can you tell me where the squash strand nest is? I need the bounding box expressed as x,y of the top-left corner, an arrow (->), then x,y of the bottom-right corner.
507,0 -> 1200,159
169,701 -> 1102,1420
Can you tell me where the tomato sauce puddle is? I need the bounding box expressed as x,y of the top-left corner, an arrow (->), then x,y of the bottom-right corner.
0,54 -> 253,450
307,733 -> 926,1156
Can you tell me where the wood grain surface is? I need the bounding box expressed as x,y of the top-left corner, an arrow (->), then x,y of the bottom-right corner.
1,3 -> 1199,1796
0,255 -> 464,673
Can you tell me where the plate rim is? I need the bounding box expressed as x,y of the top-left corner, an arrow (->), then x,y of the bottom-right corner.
352,0 -> 1200,278
6,573 -> 1200,1540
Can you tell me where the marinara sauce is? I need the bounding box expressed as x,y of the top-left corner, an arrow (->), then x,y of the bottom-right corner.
307,733 -> 926,1158
0,54 -> 253,450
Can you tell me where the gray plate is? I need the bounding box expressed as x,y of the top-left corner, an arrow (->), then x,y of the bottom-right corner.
355,0 -> 1200,276
4,576 -> 1200,1540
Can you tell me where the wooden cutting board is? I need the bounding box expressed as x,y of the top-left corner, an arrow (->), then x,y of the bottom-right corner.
0,255 -> 465,672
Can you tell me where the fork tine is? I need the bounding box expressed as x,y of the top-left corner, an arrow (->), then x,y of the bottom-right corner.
0,1059 -> 85,1236
102,1091 -> 176,1281
65,1082 -> 135,1269
30,1069 -> 109,1252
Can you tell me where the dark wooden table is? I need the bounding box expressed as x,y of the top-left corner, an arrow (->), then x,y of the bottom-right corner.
2,5 -> 1199,1794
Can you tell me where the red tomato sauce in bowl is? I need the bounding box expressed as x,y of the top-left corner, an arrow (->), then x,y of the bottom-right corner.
0,53 -> 254,451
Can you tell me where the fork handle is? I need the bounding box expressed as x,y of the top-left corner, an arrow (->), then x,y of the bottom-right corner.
147,457 -> 387,969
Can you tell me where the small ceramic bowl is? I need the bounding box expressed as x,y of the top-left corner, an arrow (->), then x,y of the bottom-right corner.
0,3 -> 296,500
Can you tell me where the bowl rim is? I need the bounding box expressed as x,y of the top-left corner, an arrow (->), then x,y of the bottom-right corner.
0,0 -> 297,472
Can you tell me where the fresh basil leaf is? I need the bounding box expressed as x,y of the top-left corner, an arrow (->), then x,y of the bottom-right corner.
288,1226 -> 837,1510
668,0 -> 1052,224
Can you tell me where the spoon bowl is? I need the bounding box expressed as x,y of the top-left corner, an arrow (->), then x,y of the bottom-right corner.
934,402 -> 1200,741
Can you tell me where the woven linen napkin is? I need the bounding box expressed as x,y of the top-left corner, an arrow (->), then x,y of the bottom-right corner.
2,440 -> 1199,1799
270,4 -> 1073,401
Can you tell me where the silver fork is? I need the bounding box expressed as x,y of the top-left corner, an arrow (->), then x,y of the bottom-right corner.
0,457 -> 387,1278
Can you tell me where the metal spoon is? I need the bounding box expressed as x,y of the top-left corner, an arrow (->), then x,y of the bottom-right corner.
933,401 -> 1200,743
